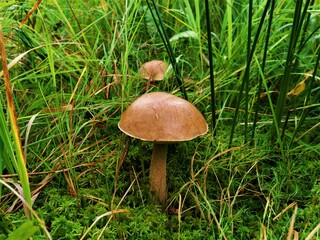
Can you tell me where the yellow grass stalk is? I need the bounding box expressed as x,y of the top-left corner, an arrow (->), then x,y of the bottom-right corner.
0,25 -> 32,218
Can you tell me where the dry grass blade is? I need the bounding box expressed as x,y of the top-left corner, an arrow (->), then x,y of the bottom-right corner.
287,80 -> 306,97
273,202 -> 297,221
24,113 -> 39,159
192,146 -> 242,179
0,47 -> 36,77
20,0 -> 43,28
260,224 -> 267,240
80,209 -> 130,240
0,179 -> 51,239
80,172 -> 138,239
0,42 -> 79,78
305,223 -> 320,240
287,204 -> 298,240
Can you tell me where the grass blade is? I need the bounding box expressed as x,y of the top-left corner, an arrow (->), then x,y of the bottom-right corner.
7,220 -> 39,240
205,0 -> 216,134
146,0 -> 188,100
251,0 -> 276,142
229,0 -> 272,146
243,0 -> 253,143
226,0 -> 233,59
289,46 -> 320,146
0,179 -> 51,239
0,25 -> 32,218
273,1 -> 304,140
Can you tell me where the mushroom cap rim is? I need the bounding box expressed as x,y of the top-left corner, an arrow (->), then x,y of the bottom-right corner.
118,122 -> 208,143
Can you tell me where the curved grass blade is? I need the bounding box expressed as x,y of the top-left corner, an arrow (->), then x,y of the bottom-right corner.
0,180 -> 51,239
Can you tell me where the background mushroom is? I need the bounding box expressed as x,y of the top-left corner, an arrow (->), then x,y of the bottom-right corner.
139,60 -> 168,91
118,92 -> 208,204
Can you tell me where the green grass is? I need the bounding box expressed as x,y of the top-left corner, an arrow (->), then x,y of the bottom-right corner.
0,0 -> 320,239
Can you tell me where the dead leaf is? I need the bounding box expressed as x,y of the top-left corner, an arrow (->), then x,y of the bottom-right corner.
287,80 -> 306,97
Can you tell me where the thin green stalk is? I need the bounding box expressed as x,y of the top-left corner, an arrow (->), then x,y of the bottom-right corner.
297,0 -> 313,52
254,55 -> 284,158
244,0 -> 253,144
183,0 -> 203,69
289,46 -> 320,147
146,0 -> 188,100
0,97 -> 16,198
251,0 -> 276,142
273,1 -> 303,139
205,0 -> 216,134
15,29 -> 47,61
298,25 -> 320,53
229,0 -> 272,147
280,1 -> 312,140
226,0 -> 233,59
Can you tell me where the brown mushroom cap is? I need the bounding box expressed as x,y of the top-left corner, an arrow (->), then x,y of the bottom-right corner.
139,60 -> 168,81
118,92 -> 208,143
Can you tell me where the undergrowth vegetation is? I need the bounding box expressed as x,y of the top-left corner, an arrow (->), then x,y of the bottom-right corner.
0,0 -> 319,239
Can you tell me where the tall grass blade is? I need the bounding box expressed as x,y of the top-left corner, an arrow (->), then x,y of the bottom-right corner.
226,0 -> 233,60
280,1 -> 312,141
0,96 -> 17,197
146,0 -> 188,100
0,25 -> 32,218
19,0 -> 43,28
205,0 -> 216,134
297,0 -> 314,53
243,0 -> 253,143
251,0 -> 276,142
289,47 -> 320,147
229,0 -> 272,147
15,29 -> 47,61
273,1 -> 304,140
255,55 -> 284,157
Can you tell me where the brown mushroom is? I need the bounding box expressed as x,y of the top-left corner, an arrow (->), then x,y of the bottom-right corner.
139,60 -> 168,91
118,92 -> 208,204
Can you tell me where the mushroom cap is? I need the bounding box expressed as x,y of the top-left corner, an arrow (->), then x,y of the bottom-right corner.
118,92 -> 208,143
139,60 -> 168,81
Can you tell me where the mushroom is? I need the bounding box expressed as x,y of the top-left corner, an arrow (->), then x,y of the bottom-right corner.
139,60 -> 168,91
118,92 -> 208,204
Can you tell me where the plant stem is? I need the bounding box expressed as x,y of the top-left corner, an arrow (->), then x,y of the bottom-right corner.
226,0 -> 233,59
205,0 -> 216,136
229,0 -> 272,147
0,25 -> 32,218
273,1 -> 303,139
149,143 -> 168,204
146,0 -> 188,100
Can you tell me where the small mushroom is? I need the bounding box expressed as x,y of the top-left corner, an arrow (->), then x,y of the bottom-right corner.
139,60 -> 168,91
118,92 -> 208,204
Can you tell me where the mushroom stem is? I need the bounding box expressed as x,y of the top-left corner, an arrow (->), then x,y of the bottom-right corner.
149,143 -> 168,204
145,77 -> 152,92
